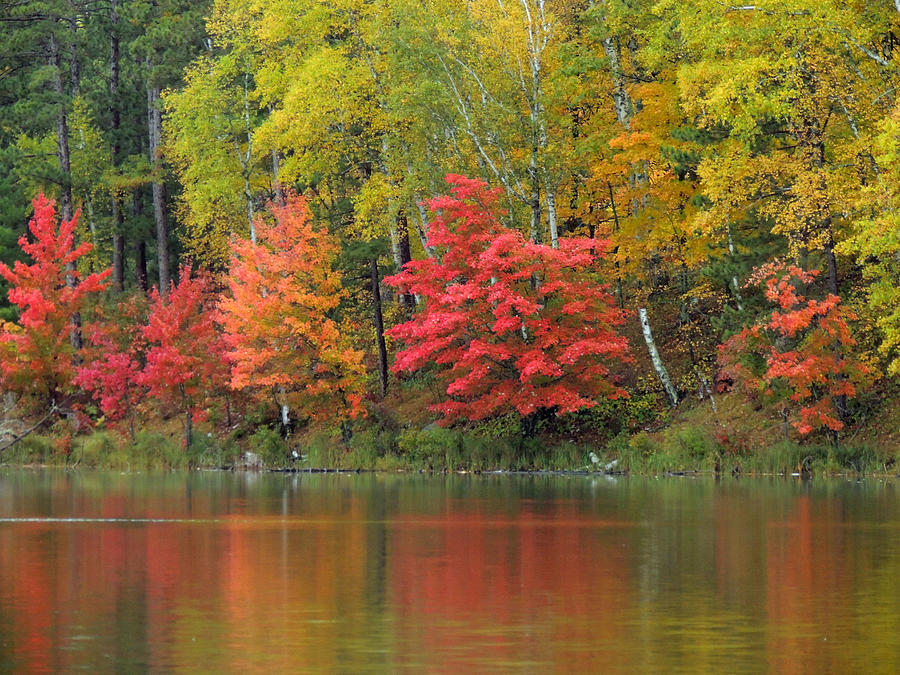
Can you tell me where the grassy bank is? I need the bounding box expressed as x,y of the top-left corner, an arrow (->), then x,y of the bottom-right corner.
3,379 -> 898,476
2,407 -> 897,478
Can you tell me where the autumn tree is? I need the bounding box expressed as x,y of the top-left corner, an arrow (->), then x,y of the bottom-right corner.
718,262 -> 868,441
0,195 -> 110,412
217,194 -> 366,428
842,100 -> 900,376
74,296 -> 148,439
386,175 -> 630,426
137,266 -> 227,447
166,51 -> 273,266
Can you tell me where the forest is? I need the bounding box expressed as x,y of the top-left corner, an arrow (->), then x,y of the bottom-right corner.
1,0 -> 899,472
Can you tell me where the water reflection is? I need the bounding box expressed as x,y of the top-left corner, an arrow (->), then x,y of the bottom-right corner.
0,472 -> 899,672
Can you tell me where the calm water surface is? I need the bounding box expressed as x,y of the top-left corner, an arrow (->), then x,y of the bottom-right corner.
1,471 -> 900,672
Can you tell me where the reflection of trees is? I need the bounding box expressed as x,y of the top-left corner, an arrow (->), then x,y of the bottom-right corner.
2,475 -> 900,671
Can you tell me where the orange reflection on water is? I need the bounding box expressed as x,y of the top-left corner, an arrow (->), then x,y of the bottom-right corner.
1,473 -> 900,672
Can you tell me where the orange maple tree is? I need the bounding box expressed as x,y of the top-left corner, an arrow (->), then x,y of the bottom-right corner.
217,193 -> 365,424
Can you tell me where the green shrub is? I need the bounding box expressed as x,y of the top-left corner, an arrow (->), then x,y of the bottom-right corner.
1,434 -> 56,465
614,432 -> 655,472
128,431 -> 186,470
347,428 -> 398,468
248,427 -> 289,468
303,430 -> 345,467
75,432 -> 126,469
827,443 -> 880,474
397,426 -> 460,468
188,433 -> 241,468
660,426 -> 721,471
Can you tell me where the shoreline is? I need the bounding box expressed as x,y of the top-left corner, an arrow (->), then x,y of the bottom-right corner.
4,461 -> 899,480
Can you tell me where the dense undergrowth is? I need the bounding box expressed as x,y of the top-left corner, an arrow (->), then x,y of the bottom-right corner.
3,389 -> 897,478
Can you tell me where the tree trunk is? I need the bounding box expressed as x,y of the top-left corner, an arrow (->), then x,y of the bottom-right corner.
727,223 -> 743,311
111,206 -> 125,290
604,31 -> 678,398
278,385 -> 290,434
810,132 -> 845,424
244,171 -> 256,245
640,308 -> 678,407
602,36 -> 632,129
825,232 -> 839,296
241,74 -> 256,244
546,187 -> 559,249
268,105 -> 284,204
397,210 -> 415,310
147,78 -> 170,293
607,181 -> 625,308
136,239 -> 148,292
529,172 -> 542,244
414,200 -> 435,258
110,0 -> 125,291
370,258 -> 389,398
49,33 -> 82,350
271,149 -> 284,204
50,34 -> 72,222
133,190 -> 149,291
185,408 -> 193,449
388,217 -> 402,271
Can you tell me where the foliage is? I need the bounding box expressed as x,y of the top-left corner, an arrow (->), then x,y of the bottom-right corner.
718,262 -> 870,436
0,195 -> 110,408
386,175 -> 631,424
7,1 -> 900,467
217,193 -> 366,423
137,265 -> 228,446
246,427 -> 289,467
74,296 -> 148,436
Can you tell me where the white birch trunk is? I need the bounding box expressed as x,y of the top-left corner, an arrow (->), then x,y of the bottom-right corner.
389,219 -> 402,270
279,385 -> 290,431
415,200 -> 436,258
529,197 -> 541,244
602,25 -> 680,402
546,187 -> 559,249
727,224 -> 743,311
241,75 -> 256,245
640,308 -> 678,407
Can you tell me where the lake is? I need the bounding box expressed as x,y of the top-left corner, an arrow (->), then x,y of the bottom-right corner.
1,470 -> 899,672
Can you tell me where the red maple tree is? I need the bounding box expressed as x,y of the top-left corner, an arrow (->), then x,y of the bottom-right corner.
217,193 -> 365,424
385,175 -> 631,425
718,262 -> 869,436
74,297 -> 148,439
137,266 -> 228,447
0,194 -> 110,410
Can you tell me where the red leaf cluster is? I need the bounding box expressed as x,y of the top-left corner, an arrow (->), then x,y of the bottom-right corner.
74,297 -> 147,425
137,266 -> 228,425
719,261 -> 869,435
386,175 -> 631,424
0,194 -> 110,406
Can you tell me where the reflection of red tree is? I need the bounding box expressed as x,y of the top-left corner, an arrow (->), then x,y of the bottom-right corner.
1,525 -> 53,672
388,502 -> 631,670
765,494 -> 852,672
1,478 -> 637,671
